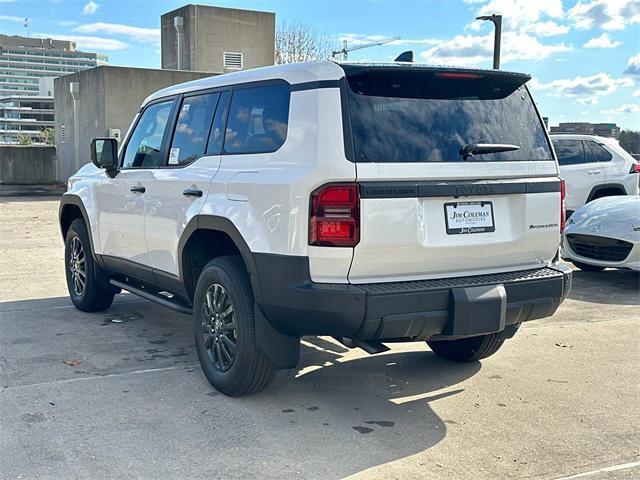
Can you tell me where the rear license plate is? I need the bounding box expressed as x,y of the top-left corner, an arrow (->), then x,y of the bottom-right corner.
444,201 -> 495,235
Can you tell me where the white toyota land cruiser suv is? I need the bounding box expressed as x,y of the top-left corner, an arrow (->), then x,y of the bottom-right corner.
59,61 -> 572,396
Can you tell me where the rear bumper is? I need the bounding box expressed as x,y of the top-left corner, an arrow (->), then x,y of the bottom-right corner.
253,254 -> 572,341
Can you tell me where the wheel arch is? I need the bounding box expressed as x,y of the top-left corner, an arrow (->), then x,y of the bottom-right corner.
587,183 -> 626,202
59,195 -> 101,264
178,215 -> 262,303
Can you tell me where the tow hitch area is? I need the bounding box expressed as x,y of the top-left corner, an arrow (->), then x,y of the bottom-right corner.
335,337 -> 390,355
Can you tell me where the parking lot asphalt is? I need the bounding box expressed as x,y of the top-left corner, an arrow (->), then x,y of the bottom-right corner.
1,196 -> 639,480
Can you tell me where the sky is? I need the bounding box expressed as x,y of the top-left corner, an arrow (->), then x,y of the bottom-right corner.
1,0 -> 639,129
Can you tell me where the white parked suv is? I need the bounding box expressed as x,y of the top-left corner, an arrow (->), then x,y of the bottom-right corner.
59,61 -> 572,396
550,134 -> 640,213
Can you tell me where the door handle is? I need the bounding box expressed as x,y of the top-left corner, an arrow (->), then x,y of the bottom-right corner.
587,170 -> 601,175
130,186 -> 146,193
183,188 -> 203,198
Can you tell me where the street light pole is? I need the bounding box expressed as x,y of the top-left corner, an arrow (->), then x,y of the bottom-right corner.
476,14 -> 502,69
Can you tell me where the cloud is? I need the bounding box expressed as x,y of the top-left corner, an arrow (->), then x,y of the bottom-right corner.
82,1 -> 99,15
0,0 -> 16,3
529,21 -> 571,37
473,0 -> 567,34
624,53 -> 640,77
584,33 -> 623,48
576,97 -> 598,105
420,32 -> 572,66
0,15 -> 23,22
58,20 -> 79,27
569,0 -> 640,30
601,103 -> 640,115
74,22 -> 160,44
35,33 -> 127,51
634,89 -> 640,97
533,73 -> 634,96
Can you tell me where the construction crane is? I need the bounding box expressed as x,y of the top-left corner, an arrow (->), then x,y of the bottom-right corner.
331,36 -> 401,61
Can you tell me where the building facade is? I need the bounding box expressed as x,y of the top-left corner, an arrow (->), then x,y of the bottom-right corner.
0,94 -> 54,144
0,34 -> 108,98
550,122 -> 621,138
161,5 -> 275,73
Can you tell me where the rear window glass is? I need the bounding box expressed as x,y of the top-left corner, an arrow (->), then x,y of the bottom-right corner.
585,140 -> 613,163
345,69 -> 552,163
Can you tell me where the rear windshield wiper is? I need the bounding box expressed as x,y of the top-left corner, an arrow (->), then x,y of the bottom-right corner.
459,143 -> 520,160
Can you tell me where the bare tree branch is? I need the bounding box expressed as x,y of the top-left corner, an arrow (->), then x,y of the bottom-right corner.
275,21 -> 335,64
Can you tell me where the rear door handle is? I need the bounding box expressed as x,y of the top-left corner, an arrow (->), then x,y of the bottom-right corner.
130,186 -> 146,193
183,188 -> 203,198
587,170 -> 602,175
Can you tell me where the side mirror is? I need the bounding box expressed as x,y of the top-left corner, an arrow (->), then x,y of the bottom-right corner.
91,138 -> 118,173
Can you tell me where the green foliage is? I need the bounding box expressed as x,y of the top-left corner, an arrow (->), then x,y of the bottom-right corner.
619,130 -> 640,154
40,128 -> 55,146
16,133 -> 33,146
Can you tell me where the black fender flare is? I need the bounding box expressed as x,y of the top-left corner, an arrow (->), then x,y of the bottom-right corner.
177,215 -> 300,370
58,194 -> 104,268
178,215 -> 262,302
586,183 -> 626,202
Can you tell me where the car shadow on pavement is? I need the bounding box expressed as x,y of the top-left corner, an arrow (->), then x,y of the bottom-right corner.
2,294 -> 481,478
568,269 -> 640,306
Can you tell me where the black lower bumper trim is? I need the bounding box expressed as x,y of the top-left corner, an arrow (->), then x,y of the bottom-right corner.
253,253 -> 572,341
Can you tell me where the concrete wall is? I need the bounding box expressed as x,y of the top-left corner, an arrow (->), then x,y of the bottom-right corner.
0,146 -> 56,184
54,66 -> 212,182
161,5 -> 275,73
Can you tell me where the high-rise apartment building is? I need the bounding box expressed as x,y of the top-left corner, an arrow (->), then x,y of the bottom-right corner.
0,34 -> 108,98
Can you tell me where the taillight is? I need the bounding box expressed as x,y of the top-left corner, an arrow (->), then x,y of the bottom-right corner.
630,163 -> 640,174
560,179 -> 566,234
309,183 -> 360,247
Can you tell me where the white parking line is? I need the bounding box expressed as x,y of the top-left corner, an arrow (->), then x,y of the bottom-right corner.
553,461 -> 640,479
4,364 -> 200,390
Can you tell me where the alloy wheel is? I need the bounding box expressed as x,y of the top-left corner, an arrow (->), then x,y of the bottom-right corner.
202,283 -> 238,371
69,236 -> 86,296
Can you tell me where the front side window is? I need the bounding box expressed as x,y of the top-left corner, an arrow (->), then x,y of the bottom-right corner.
224,84 -> 290,154
123,100 -> 173,168
553,139 -> 585,165
168,92 -> 219,166
585,140 -> 613,163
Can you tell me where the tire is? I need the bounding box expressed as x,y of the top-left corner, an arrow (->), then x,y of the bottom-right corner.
571,261 -> 605,272
64,218 -> 115,312
427,333 -> 505,362
193,256 -> 275,397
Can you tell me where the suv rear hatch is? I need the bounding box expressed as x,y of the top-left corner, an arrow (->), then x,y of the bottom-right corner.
341,65 -> 561,283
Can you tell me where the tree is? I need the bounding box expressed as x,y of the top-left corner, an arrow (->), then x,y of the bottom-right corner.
618,130 -> 640,154
40,128 -> 55,146
275,21 -> 335,65
17,133 -> 32,146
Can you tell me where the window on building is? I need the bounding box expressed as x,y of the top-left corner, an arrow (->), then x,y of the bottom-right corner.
122,100 -> 174,168
553,139 -> 585,165
584,140 -> 613,163
167,92 -> 219,166
223,85 -> 290,154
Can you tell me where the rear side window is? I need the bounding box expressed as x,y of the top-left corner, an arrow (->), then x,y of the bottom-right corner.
168,92 -> 219,166
123,100 -> 173,168
585,141 -> 613,163
345,69 -> 552,163
224,84 -> 290,154
206,91 -> 230,155
553,139 -> 585,165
